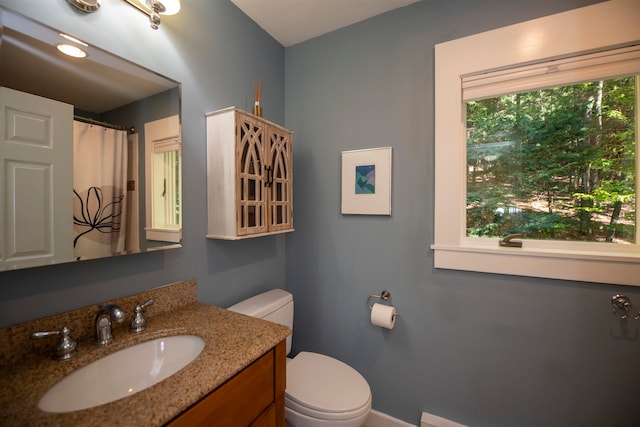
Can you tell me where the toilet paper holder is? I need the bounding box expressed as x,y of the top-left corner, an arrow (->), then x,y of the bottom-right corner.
367,290 -> 399,316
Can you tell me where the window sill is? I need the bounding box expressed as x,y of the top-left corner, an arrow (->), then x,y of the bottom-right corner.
431,243 -> 640,286
145,227 -> 182,243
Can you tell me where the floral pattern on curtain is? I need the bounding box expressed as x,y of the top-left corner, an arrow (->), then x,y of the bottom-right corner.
73,121 -> 128,260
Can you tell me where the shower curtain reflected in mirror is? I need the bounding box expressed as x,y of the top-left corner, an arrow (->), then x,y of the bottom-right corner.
73,121 -> 128,260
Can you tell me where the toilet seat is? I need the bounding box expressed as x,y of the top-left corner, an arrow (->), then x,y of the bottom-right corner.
285,352 -> 372,421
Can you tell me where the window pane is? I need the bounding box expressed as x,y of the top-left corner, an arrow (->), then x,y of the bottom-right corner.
466,76 -> 637,243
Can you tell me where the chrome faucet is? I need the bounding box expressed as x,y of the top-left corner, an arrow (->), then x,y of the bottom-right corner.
95,304 -> 126,346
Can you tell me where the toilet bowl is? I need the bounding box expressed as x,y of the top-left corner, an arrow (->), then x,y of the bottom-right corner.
227,289 -> 372,427
285,351 -> 371,426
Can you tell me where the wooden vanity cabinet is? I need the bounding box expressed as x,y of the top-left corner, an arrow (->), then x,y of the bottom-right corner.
166,340 -> 286,427
206,107 -> 293,240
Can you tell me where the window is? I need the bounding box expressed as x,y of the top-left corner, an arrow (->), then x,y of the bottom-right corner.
151,142 -> 181,228
144,115 -> 182,243
466,51 -> 639,244
432,0 -> 640,285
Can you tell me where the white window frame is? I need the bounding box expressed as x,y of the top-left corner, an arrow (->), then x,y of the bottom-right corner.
144,115 -> 182,243
432,0 -> 640,286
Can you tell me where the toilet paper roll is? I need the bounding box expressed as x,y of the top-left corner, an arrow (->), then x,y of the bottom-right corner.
370,303 -> 397,329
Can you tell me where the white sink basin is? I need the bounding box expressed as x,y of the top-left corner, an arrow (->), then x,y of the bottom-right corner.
38,335 -> 205,413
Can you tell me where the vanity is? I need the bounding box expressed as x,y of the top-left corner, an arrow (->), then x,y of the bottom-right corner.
0,280 -> 290,426
168,340 -> 285,426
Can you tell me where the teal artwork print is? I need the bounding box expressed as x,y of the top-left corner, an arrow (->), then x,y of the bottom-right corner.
355,164 -> 375,194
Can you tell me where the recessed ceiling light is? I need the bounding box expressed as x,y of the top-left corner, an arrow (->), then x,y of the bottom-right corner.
57,43 -> 88,58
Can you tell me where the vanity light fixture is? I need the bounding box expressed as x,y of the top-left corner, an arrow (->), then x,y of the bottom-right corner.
66,0 -> 101,13
66,0 -> 181,30
122,0 -> 181,30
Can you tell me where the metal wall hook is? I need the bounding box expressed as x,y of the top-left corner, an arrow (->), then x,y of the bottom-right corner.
612,294 -> 633,319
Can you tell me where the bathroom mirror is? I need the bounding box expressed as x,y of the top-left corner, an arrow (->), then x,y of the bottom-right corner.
0,7 -> 182,271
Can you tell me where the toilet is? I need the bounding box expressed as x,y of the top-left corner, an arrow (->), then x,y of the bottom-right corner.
227,289 -> 372,427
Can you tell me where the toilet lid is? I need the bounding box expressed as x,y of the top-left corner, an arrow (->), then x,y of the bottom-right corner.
286,352 -> 371,420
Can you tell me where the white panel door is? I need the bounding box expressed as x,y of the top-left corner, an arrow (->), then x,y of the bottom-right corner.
0,87 -> 74,270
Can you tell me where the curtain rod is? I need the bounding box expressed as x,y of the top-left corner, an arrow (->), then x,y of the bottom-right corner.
73,115 -> 136,134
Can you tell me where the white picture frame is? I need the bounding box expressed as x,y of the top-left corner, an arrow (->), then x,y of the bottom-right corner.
341,147 -> 392,215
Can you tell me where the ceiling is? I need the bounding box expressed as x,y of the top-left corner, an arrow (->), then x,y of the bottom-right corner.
230,0 -> 420,47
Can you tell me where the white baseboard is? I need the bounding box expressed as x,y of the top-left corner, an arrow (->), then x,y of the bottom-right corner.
365,409 -> 418,427
420,411 -> 466,427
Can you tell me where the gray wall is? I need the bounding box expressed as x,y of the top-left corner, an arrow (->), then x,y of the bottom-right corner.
0,0 -> 287,324
284,1 -> 640,426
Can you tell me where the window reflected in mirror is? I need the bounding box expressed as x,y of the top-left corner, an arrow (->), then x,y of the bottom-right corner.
144,115 -> 182,243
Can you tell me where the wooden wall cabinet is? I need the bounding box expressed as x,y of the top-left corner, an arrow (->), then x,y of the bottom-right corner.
167,340 -> 286,427
206,107 -> 293,240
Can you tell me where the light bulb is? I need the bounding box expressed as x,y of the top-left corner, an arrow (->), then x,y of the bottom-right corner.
160,0 -> 180,15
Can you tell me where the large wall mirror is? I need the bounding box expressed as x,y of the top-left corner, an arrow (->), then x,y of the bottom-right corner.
0,7 -> 182,271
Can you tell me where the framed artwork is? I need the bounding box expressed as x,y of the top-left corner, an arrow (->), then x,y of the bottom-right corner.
341,147 -> 392,215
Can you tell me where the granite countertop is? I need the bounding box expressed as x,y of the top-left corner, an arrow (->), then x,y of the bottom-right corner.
0,301 -> 291,426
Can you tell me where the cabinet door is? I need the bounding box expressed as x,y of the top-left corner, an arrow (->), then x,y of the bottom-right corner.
167,348 -> 275,427
249,404 -> 276,427
266,126 -> 293,232
236,113 -> 268,236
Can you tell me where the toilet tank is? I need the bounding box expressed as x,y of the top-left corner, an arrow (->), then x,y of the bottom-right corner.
227,289 -> 293,354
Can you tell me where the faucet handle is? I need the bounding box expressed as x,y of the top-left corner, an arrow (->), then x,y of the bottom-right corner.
31,326 -> 78,360
130,298 -> 154,333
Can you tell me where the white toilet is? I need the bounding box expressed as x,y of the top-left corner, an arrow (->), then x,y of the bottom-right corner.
228,289 -> 372,427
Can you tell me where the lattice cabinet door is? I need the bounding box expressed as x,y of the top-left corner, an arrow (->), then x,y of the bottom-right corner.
266,125 -> 293,232
236,113 -> 268,236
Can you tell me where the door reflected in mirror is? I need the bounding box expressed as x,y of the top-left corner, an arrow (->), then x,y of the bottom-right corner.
0,7 -> 182,271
